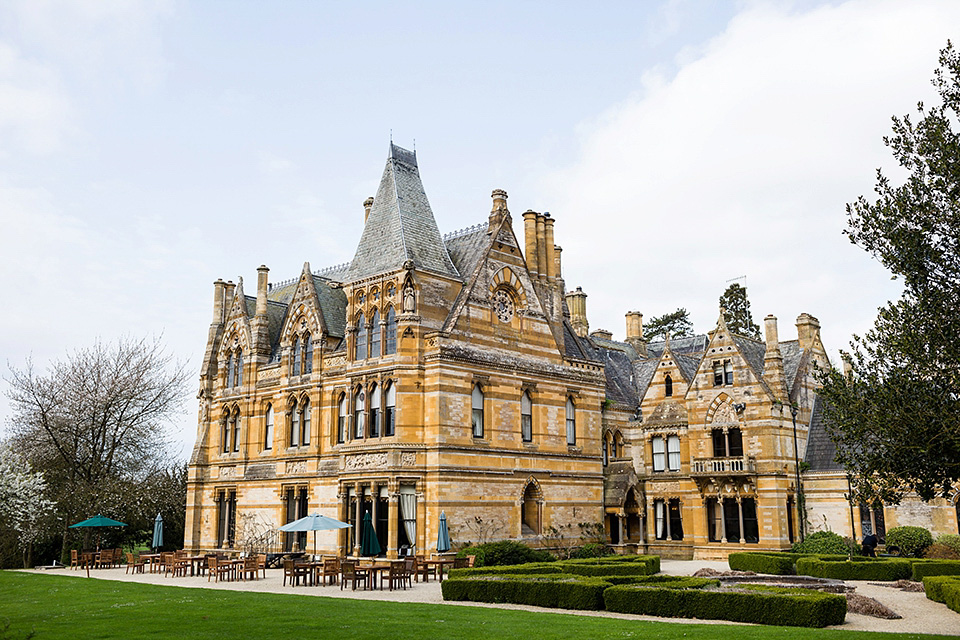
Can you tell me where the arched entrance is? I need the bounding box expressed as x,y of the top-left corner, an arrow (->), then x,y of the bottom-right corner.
520,481 -> 542,536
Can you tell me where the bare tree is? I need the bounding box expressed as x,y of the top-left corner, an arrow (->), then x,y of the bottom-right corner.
4,336 -> 190,560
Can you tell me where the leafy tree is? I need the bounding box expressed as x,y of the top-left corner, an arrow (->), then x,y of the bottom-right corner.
817,43 -> 960,503
644,308 -> 694,342
0,443 -> 55,567
4,337 -> 189,561
719,283 -> 760,339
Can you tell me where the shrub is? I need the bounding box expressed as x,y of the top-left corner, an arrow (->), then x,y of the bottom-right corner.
923,575 -> 960,604
934,534 -> 960,557
796,557 -> 912,581
910,559 -> 960,581
924,543 -> 960,559
456,540 -> 556,567
603,583 -> 846,627
791,531 -> 849,555
571,543 -> 608,559
885,526 -> 933,558
945,580 -> 960,615
562,561 -> 658,577
728,552 -> 804,575
449,563 -> 562,578
441,574 -> 611,610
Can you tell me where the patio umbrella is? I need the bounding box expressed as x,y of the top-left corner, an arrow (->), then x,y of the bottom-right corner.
152,513 -> 164,551
279,513 -> 351,557
437,511 -> 451,553
359,512 -> 381,557
69,515 -> 126,577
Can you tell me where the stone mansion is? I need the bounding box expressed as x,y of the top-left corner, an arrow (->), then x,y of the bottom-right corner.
185,144 -> 960,559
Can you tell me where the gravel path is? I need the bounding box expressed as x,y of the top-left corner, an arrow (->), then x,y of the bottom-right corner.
22,560 -> 960,635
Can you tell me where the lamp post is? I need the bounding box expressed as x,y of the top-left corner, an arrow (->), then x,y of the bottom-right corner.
791,404 -> 804,542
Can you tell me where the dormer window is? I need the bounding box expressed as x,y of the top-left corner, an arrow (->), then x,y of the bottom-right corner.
665,374 -> 673,397
304,333 -> 313,373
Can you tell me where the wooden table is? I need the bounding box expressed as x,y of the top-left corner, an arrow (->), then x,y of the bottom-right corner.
421,558 -> 455,582
140,553 -> 162,573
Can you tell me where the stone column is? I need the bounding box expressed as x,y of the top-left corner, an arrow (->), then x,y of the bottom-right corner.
354,483 -> 363,556
737,497 -> 745,544
721,498 -> 728,543
387,480 -> 399,559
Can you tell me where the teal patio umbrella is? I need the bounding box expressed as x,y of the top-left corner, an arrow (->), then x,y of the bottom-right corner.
152,513 -> 164,551
437,511 -> 451,553
69,515 -> 126,577
280,513 -> 351,556
359,512 -> 381,557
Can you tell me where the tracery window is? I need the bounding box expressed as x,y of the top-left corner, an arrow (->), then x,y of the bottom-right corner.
234,350 -> 243,387
369,383 -> 381,438
370,309 -> 381,359
304,333 -> 313,373
355,313 -> 367,361
231,409 -> 240,453
384,382 -> 396,436
385,307 -> 397,355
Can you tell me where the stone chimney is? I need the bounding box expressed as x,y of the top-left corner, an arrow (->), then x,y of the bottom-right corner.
840,351 -> 853,379
252,265 -> 271,358
625,311 -> 647,356
543,214 -> 557,281
223,280 -> 236,316
212,279 -> 226,324
796,313 -> 821,352
489,189 -> 509,232
554,245 -> 562,280
566,287 -> 589,337
590,328 -> 613,341
363,196 -> 374,223
256,265 -> 269,317
763,314 -> 788,401
535,213 -> 547,282
523,210 -> 539,278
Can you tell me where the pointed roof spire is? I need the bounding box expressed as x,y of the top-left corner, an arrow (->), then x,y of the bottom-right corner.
345,143 -> 458,282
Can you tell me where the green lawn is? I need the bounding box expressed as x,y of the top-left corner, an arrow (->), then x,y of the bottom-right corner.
0,571 -> 950,640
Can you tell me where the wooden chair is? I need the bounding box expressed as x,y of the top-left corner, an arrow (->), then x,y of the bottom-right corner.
70,549 -> 80,570
283,558 -> 309,587
125,552 -> 145,574
386,561 -> 408,591
241,556 -> 259,581
318,557 -> 339,586
452,556 -> 469,569
339,561 -> 369,591
113,548 -> 124,568
96,549 -> 114,569
466,555 -> 476,568
207,556 -> 233,582
256,554 -> 268,579
415,555 -> 436,582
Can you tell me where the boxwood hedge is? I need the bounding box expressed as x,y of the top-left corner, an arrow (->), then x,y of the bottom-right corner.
922,575 -> 960,605
441,574 -> 611,610
603,583 -> 846,627
795,557 -> 912,581
910,559 -> 960,581
728,552 -> 805,575
449,563 -> 562,578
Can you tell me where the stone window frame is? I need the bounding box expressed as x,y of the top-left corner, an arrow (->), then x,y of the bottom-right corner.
263,402 -> 274,451
520,384 -> 536,443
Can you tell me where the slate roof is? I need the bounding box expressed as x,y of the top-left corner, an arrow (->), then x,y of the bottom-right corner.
344,144 -> 459,282
312,275 -> 347,338
674,353 -> 701,383
732,334 -> 767,381
444,225 -> 490,279
804,396 -> 843,472
781,340 -> 804,395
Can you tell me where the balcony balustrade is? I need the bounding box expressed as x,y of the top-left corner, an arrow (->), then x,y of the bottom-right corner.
691,456 -> 756,475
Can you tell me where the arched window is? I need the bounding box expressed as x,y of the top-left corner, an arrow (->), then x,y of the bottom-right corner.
385,307 -> 397,355
565,397 -> 576,446
304,333 -> 313,374
230,409 -> 240,451
355,313 -> 366,361
369,383 -> 381,437
264,404 -> 274,450
221,415 -> 229,453
337,394 -> 347,443
370,309 -> 381,359
290,399 -> 300,447
521,391 -> 533,442
471,384 -> 484,438
521,482 -> 541,535
292,336 -> 301,376
384,382 -> 396,436
301,398 -> 311,446
602,434 -> 609,466
665,374 -> 673,397
227,352 -> 235,388
235,349 -> 243,387
354,388 -> 365,439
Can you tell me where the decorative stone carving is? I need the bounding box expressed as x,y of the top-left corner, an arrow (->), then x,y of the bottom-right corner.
345,453 -> 388,470
403,284 -> 416,313
285,460 -> 307,475
219,465 -> 237,478
257,367 -> 281,382
325,355 -> 346,367
400,452 -> 417,467
712,403 -> 738,425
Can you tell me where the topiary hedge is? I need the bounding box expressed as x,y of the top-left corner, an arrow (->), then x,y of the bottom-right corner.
456,540 -> 556,567
449,563 -> 562,578
923,575 -> 960,607
885,526 -> 934,558
728,552 -> 805,575
603,583 -> 846,627
912,560 -> 960,581
796,557 -> 912,581
561,555 -> 659,576
441,574 -> 611,610
791,531 -> 849,555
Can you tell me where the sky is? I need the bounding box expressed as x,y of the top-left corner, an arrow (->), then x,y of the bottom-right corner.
2,0 -> 957,459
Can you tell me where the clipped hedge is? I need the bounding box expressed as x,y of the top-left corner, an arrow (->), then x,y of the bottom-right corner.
441,574 -> 611,610
603,583 -> 846,628
886,526 -> 933,558
728,552 -> 804,575
922,575 -> 960,604
910,559 -> 960,581
796,557 -> 912,581
562,559 -> 658,577
791,531 -> 849,555
456,540 -> 556,567
449,563 -> 562,578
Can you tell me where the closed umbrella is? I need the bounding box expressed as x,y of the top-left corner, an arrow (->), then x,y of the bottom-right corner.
437,511 -> 451,553
152,513 -> 164,552
359,512 -> 381,557
279,513 -> 351,557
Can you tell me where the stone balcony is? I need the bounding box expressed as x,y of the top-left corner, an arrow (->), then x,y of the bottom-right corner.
690,456 -> 756,475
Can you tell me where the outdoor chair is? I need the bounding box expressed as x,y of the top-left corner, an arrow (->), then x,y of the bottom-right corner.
466,555 -> 476,568
413,555 -> 435,582
339,561 -> 369,591
283,558 -> 309,587
452,557 -> 469,569
400,557 -> 415,589
208,555 -> 233,582
256,553 -> 267,579
318,557 -> 339,586
241,556 -> 259,581
387,561 -> 408,591
113,548 -> 124,568
125,552 -> 145,574
70,550 -> 80,570
96,549 -> 114,569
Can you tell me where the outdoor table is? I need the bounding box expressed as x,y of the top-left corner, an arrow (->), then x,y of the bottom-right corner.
359,562 -> 392,590
140,553 -> 162,573
184,555 -> 206,577
421,558 -> 455,582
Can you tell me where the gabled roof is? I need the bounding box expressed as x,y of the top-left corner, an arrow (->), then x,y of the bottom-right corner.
444,224 -> 489,279
732,334 -> 767,381
804,396 -> 843,472
344,143 -> 459,282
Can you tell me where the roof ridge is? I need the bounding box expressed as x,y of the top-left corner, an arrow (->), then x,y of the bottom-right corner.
444,223 -> 486,240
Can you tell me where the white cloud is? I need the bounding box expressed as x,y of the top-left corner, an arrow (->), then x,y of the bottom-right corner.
540,0 -> 957,362
0,42 -> 71,155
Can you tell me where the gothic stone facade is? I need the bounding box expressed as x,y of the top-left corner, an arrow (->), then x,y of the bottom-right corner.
185,144 -> 960,559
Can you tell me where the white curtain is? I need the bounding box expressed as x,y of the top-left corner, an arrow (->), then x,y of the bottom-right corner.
399,487 -> 417,550
655,500 -> 665,539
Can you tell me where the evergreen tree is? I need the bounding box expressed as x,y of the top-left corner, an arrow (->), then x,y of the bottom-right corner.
719,283 -> 761,339
645,308 -> 694,342
816,43 -> 960,503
